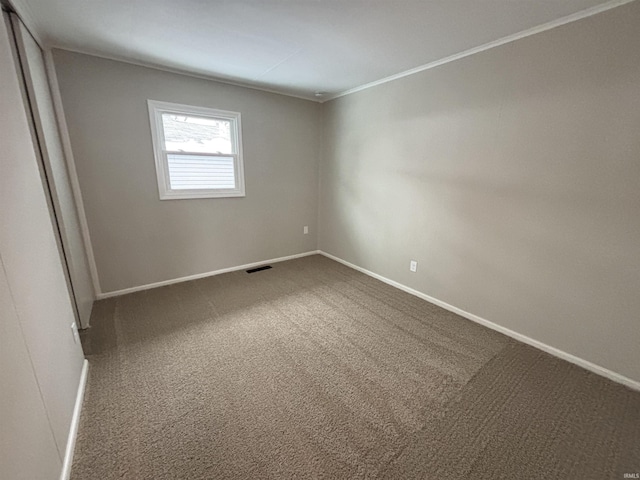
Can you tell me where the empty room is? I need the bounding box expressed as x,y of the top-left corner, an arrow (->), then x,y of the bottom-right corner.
1,0 -> 640,478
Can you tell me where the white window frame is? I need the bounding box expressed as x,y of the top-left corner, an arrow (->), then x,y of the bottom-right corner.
147,100 -> 245,200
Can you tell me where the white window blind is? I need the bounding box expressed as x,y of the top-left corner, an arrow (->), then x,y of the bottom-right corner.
166,154 -> 236,190
148,100 -> 245,199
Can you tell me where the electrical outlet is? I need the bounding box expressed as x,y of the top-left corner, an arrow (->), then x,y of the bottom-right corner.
410,260 -> 418,272
303,225 -> 309,234
71,322 -> 80,344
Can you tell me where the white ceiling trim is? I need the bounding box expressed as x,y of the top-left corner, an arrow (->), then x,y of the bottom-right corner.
322,0 -> 637,103
6,0 -> 320,102
7,0 -> 636,105
45,45 -> 321,103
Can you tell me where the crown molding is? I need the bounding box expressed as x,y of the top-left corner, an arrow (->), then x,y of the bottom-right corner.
7,0 -> 636,106
51,45 -> 321,103
322,0 -> 637,103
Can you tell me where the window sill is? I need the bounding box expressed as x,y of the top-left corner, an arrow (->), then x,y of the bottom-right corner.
159,189 -> 246,200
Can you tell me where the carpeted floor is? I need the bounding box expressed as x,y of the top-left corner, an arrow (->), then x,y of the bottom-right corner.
73,254 -> 640,479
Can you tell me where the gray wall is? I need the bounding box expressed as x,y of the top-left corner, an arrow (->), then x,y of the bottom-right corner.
53,50 -> 321,294
0,15 -> 85,478
319,2 -> 640,382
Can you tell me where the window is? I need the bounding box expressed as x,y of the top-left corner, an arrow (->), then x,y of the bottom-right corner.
148,100 -> 245,199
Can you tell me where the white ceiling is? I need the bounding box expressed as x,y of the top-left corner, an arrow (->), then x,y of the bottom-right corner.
16,0 -> 620,101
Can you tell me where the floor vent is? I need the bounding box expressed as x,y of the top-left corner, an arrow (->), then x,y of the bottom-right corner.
246,265 -> 272,274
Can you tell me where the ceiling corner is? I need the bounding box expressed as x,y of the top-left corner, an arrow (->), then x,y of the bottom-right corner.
6,0 -> 47,46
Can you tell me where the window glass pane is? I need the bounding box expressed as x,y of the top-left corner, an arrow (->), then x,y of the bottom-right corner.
167,154 -> 236,190
161,113 -> 233,154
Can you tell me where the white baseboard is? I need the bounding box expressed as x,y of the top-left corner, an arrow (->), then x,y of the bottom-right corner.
60,359 -> 89,480
319,251 -> 640,392
96,251 -> 321,299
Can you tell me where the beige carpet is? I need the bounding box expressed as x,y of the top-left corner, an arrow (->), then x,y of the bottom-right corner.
73,255 -> 640,479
